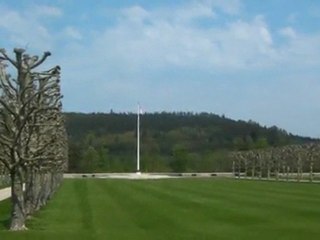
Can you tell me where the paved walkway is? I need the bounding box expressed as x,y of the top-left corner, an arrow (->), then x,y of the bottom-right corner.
64,173 -> 180,180
63,172 -> 233,179
0,187 -> 11,201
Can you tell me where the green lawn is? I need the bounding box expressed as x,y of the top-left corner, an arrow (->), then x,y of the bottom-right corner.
1,178 -> 320,240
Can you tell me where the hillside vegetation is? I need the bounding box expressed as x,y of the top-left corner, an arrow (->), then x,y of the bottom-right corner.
65,112 -> 314,173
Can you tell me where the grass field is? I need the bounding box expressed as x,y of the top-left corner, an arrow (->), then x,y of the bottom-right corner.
1,178 -> 320,240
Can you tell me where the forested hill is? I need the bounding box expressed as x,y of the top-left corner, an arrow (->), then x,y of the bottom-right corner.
65,112 -> 315,173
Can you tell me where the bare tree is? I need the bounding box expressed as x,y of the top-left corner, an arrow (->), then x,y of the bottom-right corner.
0,48 -> 67,231
231,142 -> 320,183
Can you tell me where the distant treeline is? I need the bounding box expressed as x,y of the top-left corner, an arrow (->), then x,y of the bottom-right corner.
65,112 -> 315,173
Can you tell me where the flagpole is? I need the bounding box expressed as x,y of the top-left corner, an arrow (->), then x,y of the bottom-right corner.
136,103 -> 141,174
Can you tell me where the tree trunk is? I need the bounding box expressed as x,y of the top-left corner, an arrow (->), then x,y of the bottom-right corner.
33,172 -> 42,212
275,162 -> 280,181
237,159 -> 241,179
44,173 -> 52,202
232,161 -> 235,177
252,160 -> 255,179
38,173 -> 46,209
267,160 -> 270,180
10,170 -> 27,231
297,157 -> 302,182
244,159 -> 247,179
24,168 -> 34,218
258,158 -> 262,180
310,158 -> 314,182
25,168 -> 42,217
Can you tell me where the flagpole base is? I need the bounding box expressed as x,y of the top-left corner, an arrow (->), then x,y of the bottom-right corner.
136,171 -> 141,175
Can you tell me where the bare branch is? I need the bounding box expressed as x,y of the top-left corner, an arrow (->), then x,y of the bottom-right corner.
30,52 -> 51,70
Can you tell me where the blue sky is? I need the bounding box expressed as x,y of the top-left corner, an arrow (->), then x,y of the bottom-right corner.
1,0 -> 320,137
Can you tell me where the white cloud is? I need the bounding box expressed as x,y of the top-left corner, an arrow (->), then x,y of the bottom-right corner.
107,6 -> 320,72
174,1 -> 216,23
84,9 -> 278,71
275,30 -> 320,67
0,7 -> 24,30
0,9 -> 52,49
222,16 -> 274,57
120,0 -> 241,26
63,26 -> 82,40
34,5 -> 62,17
279,27 -> 297,39
0,4 -> 64,52
121,6 -> 149,24
56,1 -> 320,91
206,0 -> 242,15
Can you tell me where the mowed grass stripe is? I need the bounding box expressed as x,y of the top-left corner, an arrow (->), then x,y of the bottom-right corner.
98,180 -> 180,239
118,179 -> 243,239
93,179 -> 320,239
104,179 -> 213,239
0,178 -> 320,240
29,179 -> 98,239
126,179 -> 279,238
154,179 -> 320,238
108,179 -> 320,239
87,179 -> 151,239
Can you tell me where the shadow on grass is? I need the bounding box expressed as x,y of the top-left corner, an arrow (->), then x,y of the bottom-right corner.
0,218 -> 10,230
0,199 -> 11,230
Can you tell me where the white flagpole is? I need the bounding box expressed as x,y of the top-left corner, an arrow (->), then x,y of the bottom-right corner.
136,104 -> 141,174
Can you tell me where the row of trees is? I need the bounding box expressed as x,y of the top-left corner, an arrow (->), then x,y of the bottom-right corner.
231,143 -> 320,182
0,48 -> 68,230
